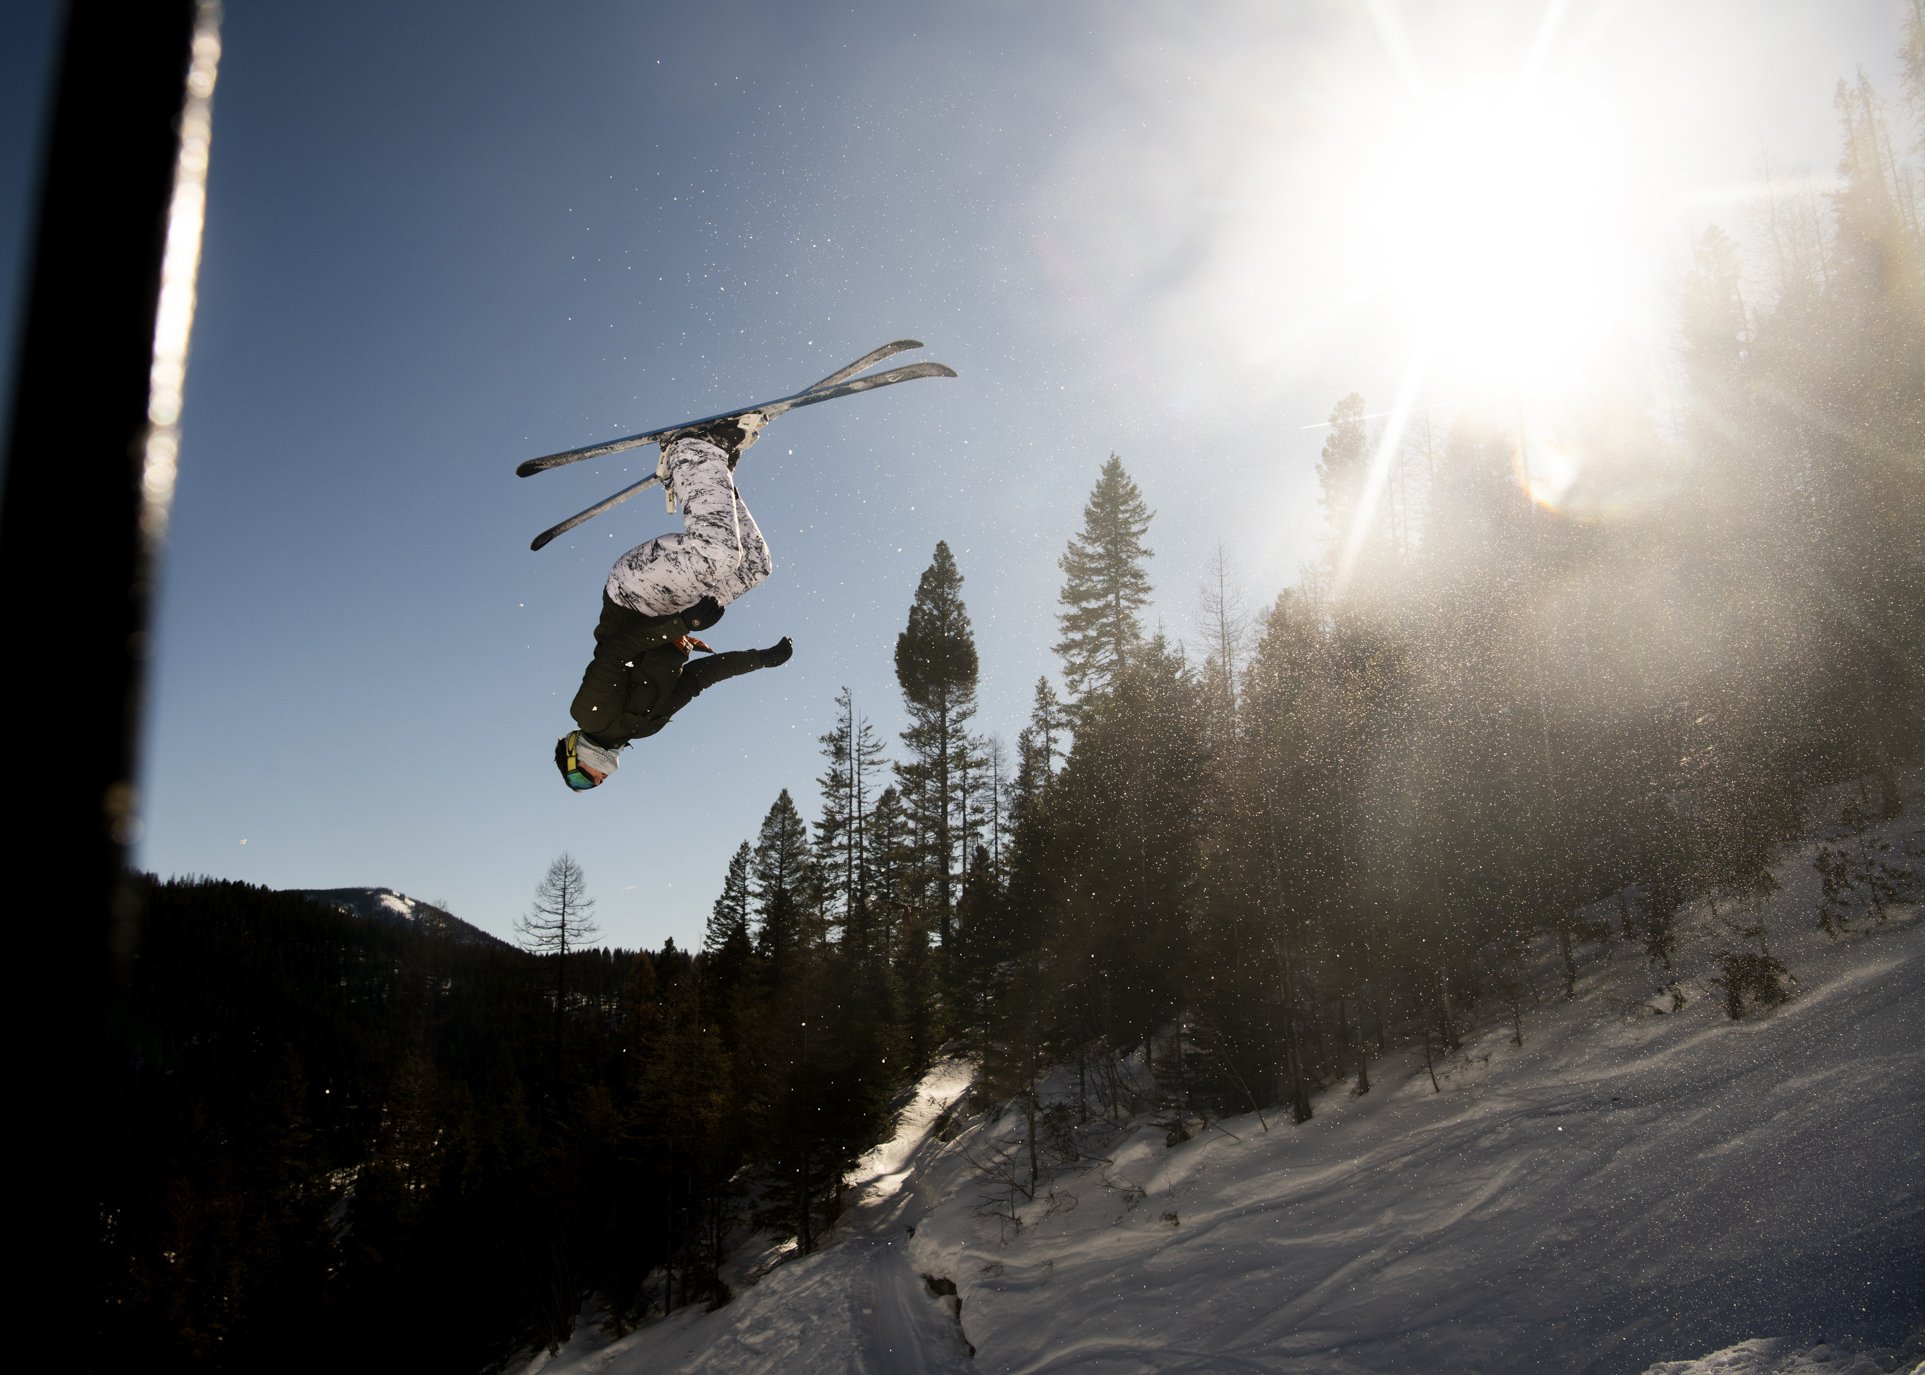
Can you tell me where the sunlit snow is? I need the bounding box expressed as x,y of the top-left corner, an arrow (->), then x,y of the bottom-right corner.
528,804 -> 1922,1375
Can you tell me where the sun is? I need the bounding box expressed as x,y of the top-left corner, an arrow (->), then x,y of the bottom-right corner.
1354,73 -> 1645,405
1314,30 -> 1668,582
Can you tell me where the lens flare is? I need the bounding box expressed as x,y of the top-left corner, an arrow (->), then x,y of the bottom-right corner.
1517,436 -> 1581,512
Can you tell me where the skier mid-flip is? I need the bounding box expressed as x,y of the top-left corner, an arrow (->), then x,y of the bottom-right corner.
554,418 -> 792,792
528,340 -> 955,792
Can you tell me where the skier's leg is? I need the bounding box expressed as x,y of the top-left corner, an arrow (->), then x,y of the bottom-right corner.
673,647 -> 768,701
710,487 -> 772,604
604,439 -> 772,617
652,640 -> 790,722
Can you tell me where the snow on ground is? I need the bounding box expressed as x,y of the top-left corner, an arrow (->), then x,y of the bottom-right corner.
534,801 -> 1924,1375
853,1058 -> 977,1200
526,1059 -> 982,1375
1642,1336 -> 1920,1374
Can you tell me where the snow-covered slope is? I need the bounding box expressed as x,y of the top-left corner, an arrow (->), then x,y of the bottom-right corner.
532,807 -> 1924,1375
294,886 -> 511,948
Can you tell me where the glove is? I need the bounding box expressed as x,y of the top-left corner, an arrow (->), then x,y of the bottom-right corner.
683,595 -> 725,631
757,636 -> 794,668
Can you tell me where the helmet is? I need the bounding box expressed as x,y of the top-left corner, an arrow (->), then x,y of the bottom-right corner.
555,729 -> 619,790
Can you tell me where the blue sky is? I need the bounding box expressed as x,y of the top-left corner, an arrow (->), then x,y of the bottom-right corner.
2,1 -> 1909,951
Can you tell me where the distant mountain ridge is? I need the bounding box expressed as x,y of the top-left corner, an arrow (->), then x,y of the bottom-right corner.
292,887 -> 512,950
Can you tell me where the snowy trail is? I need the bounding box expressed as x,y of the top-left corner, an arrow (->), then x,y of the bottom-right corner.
631,1235 -> 972,1375
849,1237 -> 977,1375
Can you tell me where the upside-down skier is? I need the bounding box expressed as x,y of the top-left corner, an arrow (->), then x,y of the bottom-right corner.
554,418 -> 792,792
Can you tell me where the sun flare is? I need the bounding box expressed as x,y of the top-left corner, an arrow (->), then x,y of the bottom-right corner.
1357,77 -> 1644,403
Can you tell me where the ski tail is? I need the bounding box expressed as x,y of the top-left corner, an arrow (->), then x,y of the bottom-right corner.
517,432 -> 657,477
530,474 -> 661,551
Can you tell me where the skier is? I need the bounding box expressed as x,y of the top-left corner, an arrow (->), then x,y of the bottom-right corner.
555,419 -> 793,791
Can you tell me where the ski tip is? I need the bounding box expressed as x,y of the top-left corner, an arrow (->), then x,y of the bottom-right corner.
930,363 -> 958,378
890,338 -> 925,351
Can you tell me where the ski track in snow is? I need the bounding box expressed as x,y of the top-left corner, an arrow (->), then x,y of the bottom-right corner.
531,810 -> 1925,1375
620,1236 -> 973,1375
939,917 -> 1923,1375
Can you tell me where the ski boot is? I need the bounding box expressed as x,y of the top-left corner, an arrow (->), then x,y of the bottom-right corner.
756,635 -> 794,668
656,413 -> 765,508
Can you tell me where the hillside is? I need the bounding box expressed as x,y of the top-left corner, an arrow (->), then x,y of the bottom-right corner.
293,886 -> 513,949
528,803 -> 1924,1375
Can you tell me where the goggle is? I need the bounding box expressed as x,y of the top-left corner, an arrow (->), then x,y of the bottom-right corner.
557,730 -> 601,791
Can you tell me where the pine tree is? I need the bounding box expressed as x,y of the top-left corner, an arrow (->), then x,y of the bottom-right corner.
1905,0 -> 1925,165
1042,636 -> 1208,1062
1680,225 -> 1748,392
816,687 -> 889,956
984,735 -> 1012,877
1212,591 -> 1326,1116
1012,677 -> 1070,825
1055,454 -> 1154,707
702,841 -> 757,1045
751,791 -> 817,984
1031,676 -> 1070,777
631,968 -> 734,1312
1821,67 -> 1925,805
866,784 -> 911,963
893,541 -> 983,958
949,843 -> 1004,1027
1317,392 -> 1410,604
1317,393 -> 1369,554
893,907 -> 940,1073
952,723 -> 992,889
704,843 -> 754,961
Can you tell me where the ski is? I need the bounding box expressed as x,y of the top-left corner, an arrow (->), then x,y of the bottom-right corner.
523,361 -> 948,549
516,346 -> 954,478
529,474 -> 661,551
